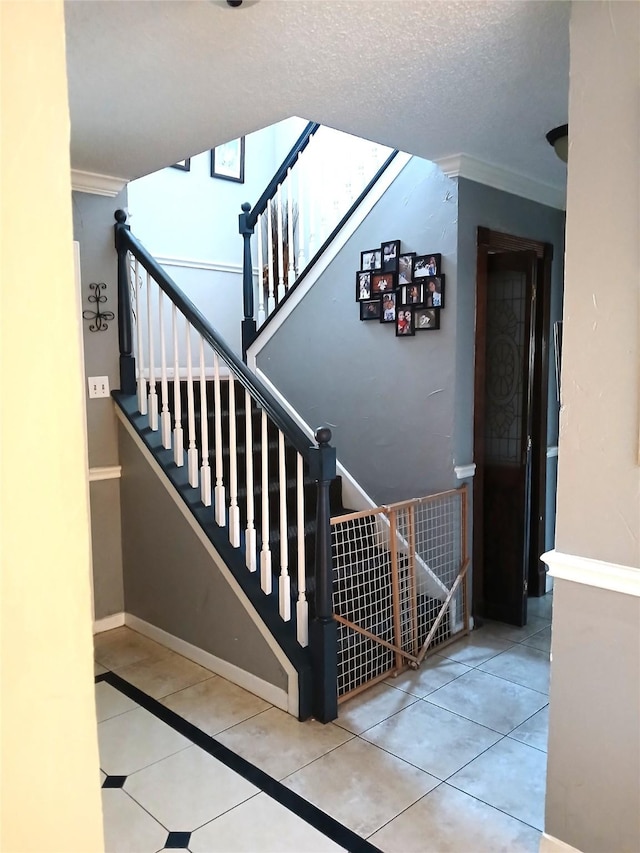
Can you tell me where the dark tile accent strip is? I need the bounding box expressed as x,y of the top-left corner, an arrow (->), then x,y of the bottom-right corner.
102,775 -> 127,789
165,830 -> 191,848
98,671 -> 382,853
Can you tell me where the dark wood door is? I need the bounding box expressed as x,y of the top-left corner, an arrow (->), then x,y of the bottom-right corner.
481,251 -> 537,626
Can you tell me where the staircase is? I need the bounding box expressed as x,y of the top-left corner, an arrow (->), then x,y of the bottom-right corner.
112,125 -> 467,724
167,377 -> 350,577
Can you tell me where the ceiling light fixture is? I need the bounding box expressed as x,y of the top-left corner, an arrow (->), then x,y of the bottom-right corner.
546,124 -> 568,163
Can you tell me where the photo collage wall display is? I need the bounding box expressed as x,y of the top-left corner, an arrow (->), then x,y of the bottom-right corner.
356,240 -> 444,337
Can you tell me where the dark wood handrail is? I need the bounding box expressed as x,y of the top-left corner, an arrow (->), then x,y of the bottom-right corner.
115,213 -> 314,460
246,121 -> 320,228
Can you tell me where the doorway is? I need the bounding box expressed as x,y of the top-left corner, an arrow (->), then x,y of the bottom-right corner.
473,227 -> 553,627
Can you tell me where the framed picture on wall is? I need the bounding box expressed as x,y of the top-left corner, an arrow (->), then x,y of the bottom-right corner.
170,158 -> 191,171
211,137 -> 245,183
380,292 -> 397,323
398,252 -> 416,285
381,240 -> 400,272
361,248 -> 382,271
414,307 -> 440,331
370,271 -> 396,295
360,299 -> 381,321
414,253 -> 441,278
356,270 -> 372,301
424,275 -> 445,308
401,283 -> 423,305
396,309 -> 415,337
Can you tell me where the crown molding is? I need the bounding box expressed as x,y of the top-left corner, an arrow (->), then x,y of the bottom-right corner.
71,169 -> 127,197
434,153 -> 566,210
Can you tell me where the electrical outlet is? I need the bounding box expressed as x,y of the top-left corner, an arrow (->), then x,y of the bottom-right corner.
88,376 -> 110,399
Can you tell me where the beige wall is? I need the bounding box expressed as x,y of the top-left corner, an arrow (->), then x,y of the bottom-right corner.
546,3 -> 640,851
555,0 -> 640,570
0,3 -> 104,851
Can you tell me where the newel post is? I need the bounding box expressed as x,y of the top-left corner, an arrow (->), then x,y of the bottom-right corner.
114,209 -> 136,394
239,202 -> 257,360
309,427 -> 338,723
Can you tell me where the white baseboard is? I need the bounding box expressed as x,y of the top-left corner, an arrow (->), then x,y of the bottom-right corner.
93,612 -> 125,633
125,613 -> 290,713
540,833 -> 582,853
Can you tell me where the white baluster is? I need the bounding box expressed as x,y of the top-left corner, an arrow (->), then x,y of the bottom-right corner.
134,258 -> 147,415
256,212 -> 265,326
199,336 -> 211,506
266,198 -> 275,317
213,352 -> 225,526
228,372 -> 240,547
244,388 -> 256,571
297,151 -> 306,271
171,304 -> 184,467
158,289 -> 171,449
146,271 -> 158,429
308,160 -> 317,260
287,168 -> 295,287
185,318 -> 198,488
296,452 -> 308,646
260,409 -> 272,594
276,184 -> 285,302
278,430 -> 291,621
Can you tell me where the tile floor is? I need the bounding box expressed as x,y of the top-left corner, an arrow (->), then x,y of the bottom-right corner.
94,594 -> 552,852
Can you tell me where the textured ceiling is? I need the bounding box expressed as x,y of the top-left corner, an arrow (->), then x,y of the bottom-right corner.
65,0 -> 569,190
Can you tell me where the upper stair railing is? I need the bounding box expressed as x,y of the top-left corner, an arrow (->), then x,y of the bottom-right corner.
115,210 -> 338,722
239,122 -> 396,354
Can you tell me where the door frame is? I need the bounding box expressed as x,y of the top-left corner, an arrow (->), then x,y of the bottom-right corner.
472,227 -> 553,622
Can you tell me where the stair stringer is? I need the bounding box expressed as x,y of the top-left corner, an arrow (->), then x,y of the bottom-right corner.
114,397 -> 311,719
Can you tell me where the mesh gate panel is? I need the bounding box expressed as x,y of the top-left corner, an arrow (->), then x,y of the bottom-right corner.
331,487 -> 468,701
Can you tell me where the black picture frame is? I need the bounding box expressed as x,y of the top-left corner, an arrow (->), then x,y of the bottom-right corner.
423,275 -> 445,309
370,271 -> 396,295
414,253 -> 442,278
414,307 -> 440,331
400,283 -> 423,306
356,270 -> 372,301
396,308 -> 415,337
360,299 -> 381,321
380,292 -> 397,323
170,159 -> 191,172
361,248 -> 382,271
381,240 -> 401,272
211,137 -> 245,183
398,252 -> 416,285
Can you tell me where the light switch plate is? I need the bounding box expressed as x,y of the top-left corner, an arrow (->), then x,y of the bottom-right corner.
88,376 -> 110,399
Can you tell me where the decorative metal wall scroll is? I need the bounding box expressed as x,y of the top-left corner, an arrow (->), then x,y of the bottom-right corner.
82,282 -> 115,332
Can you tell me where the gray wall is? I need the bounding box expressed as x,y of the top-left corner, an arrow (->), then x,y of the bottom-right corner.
456,178 -> 566,550
73,188 -> 127,619
118,422 -> 288,690
89,478 -> 124,619
73,188 -> 126,467
258,157 -> 459,504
